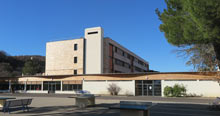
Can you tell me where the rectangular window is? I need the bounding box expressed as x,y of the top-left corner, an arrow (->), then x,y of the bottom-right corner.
74,70 -> 77,75
88,31 -> 98,35
62,84 -> 82,91
127,54 -> 131,59
74,44 -> 78,51
74,57 -> 77,63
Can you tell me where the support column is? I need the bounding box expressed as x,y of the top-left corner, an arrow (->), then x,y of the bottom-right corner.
133,80 -> 136,96
61,81 -> 63,91
152,81 -> 155,96
24,81 -> 27,92
41,81 -> 44,91
9,80 -> 11,93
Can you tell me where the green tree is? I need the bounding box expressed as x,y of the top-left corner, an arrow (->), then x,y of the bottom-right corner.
156,0 -> 220,69
22,59 -> 45,75
0,63 -> 13,77
163,84 -> 186,97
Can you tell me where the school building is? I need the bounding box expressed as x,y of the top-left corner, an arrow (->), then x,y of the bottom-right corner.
0,27 -> 220,97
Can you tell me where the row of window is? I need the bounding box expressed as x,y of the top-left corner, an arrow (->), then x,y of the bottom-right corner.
115,58 -> 131,69
0,81 -> 83,92
7,84 -> 82,91
63,84 -> 82,91
114,46 -> 148,68
114,58 -> 147,72
135,66 -> 147,72
0,83 -> 9,90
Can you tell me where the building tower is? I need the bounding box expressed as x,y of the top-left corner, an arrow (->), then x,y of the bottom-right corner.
84,27 -> 104,74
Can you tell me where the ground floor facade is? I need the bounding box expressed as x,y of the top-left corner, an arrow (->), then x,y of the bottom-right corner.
0,72 -> 220,97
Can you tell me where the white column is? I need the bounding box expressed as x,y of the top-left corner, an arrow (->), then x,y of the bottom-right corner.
61,81 -> 63,91
133,80 -> 136,96
41,81 -> 44,91
9,80 -> 11,93
24,81 -> 27,91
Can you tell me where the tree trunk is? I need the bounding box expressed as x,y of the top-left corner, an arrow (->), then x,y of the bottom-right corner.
213,42 -> 220,71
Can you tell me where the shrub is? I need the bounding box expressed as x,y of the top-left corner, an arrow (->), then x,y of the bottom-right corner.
164,84 -> 186,97
107,83 -> 121,95
172,84 -> 186,97
164,86 -> 173,97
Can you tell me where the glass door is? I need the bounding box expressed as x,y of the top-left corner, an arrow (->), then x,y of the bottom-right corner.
49,82 -> 56,93
143,84 -> 153,96
43,81 -> 61,93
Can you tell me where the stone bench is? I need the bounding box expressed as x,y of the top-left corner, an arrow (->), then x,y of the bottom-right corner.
75,94 -> 95,108
110,101 -> 153,116
210,97 -> 220,110
3,99 -> 33,113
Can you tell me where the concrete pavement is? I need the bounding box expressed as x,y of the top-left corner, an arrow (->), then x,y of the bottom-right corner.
0,93 -> 219,116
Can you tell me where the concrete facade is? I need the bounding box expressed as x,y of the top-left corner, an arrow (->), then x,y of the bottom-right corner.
1,72 -> 220,97
45,27 -> 149,75
46,38 -> 84,75
85,27 -> 104,74
83,80 -> 135,95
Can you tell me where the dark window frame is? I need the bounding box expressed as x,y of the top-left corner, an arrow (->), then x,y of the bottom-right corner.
74,57 -> 77,63
88,31 -> 98,35
74,69 -> 77,75
74,44 -> 78,51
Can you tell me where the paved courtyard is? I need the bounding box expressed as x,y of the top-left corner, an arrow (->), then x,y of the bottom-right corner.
0,93 -> 220,116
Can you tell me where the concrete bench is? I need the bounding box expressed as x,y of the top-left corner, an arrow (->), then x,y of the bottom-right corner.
75,94 -> 95,108
3,99 -> 33,113
210,97 -> 220,110
110,101 -> 153,116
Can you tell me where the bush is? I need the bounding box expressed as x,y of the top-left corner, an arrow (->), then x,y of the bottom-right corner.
172,84 -> 186,97
164,86 -> 173,97
164,84 -> 186,97
107,83 -> 121,95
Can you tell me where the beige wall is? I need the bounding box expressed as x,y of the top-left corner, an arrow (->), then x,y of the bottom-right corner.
85,27 -> 104,74
16,73 -> 220,97
162,80 -> 220,97
83,80 -> 135,95
45,38 -> 84,75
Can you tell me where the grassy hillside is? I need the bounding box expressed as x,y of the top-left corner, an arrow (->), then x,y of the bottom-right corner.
0,51 -> 45,77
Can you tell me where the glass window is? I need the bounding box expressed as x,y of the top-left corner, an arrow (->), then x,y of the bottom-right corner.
74,57 -> 77,63
26,84 -> 41,91
88,31 -> 98,35
74,44 -> 78,51
0,82 -> 9,90
62,83 -> 82,91
56,82 -> 61,91
74,70 -> 77,75
43,82 -> 48,90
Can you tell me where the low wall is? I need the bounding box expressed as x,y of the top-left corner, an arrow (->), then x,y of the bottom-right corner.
162,80 -> 220,97
55,91 -> 77,94
83,80 -> 135,95
26,90 -> 48,94
0,90 -> 10,93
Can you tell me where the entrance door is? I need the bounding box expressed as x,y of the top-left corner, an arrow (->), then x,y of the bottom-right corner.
48,82 -> 56,93
135,80 -> 161,96
43,81 -> 61,93
143,84 -> 153,96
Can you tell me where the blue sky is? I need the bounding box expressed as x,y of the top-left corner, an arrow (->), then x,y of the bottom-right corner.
0,0 -> 193,72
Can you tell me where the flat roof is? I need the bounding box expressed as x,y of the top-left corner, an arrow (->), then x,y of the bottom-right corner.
1,72 -> 219,81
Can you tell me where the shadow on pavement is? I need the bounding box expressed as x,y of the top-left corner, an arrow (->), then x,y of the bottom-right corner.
5,103 -> 220,116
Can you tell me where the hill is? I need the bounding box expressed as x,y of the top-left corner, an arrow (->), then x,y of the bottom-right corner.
0,51 -> 45,77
